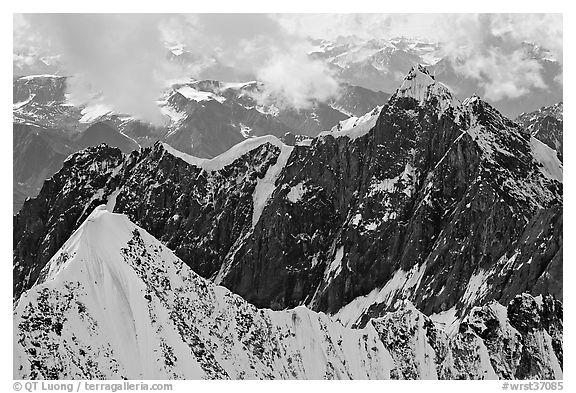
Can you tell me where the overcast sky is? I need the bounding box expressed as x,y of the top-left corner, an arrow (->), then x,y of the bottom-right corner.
14,13 -> 563,124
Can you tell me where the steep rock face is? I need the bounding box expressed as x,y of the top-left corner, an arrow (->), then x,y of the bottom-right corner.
221,66 -> 562,316
516,102 -> 563,161
506,294 -> 563,378
14,67 -> 562,326
13,145 -> 125,298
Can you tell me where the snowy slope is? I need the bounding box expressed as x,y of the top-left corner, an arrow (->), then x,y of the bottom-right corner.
322,105 -> 383,140
14,205 -> 395,379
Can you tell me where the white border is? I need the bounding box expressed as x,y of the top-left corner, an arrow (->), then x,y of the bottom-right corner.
2,2 -> 571,390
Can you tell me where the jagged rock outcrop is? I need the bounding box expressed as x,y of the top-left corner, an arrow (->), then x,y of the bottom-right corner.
516,102 -> 563,161
369,294 -> 562,380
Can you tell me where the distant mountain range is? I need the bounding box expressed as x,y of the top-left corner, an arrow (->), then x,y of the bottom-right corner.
309,37 -> 561,119
13,74 -> 389,213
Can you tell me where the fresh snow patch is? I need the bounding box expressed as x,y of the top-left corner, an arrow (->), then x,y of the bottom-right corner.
462,269 -> 490,306
296,139 -> 313,146
176,86 -> 226,104
287,182 -> 307,203
239,123 -> 252,138
324,246 -> 345,279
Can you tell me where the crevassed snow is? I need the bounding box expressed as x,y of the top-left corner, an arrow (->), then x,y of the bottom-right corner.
162,135 -> 286,173
159,102 -> 186,124
14,206 -> 396,379
251,145 -> 294,227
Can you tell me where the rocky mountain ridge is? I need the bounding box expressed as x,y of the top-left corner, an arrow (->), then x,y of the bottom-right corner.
14,206 -> 562,379
14,66 -> 562,328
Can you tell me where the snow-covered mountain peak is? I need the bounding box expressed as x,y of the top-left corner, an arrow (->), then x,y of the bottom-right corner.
15,205 -> 398,379
35,205 -> 123,284
394,65 -> 457,114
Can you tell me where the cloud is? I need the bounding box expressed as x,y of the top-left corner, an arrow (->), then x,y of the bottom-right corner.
20,14 -> 181,125
162,14 -> 340,109
275,13 -> 562,101
15,13 -> 561,114
254,50 -> 340,109
17,13 -> 340,115
432,14 -> 561,99
451,49 -> 546,101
